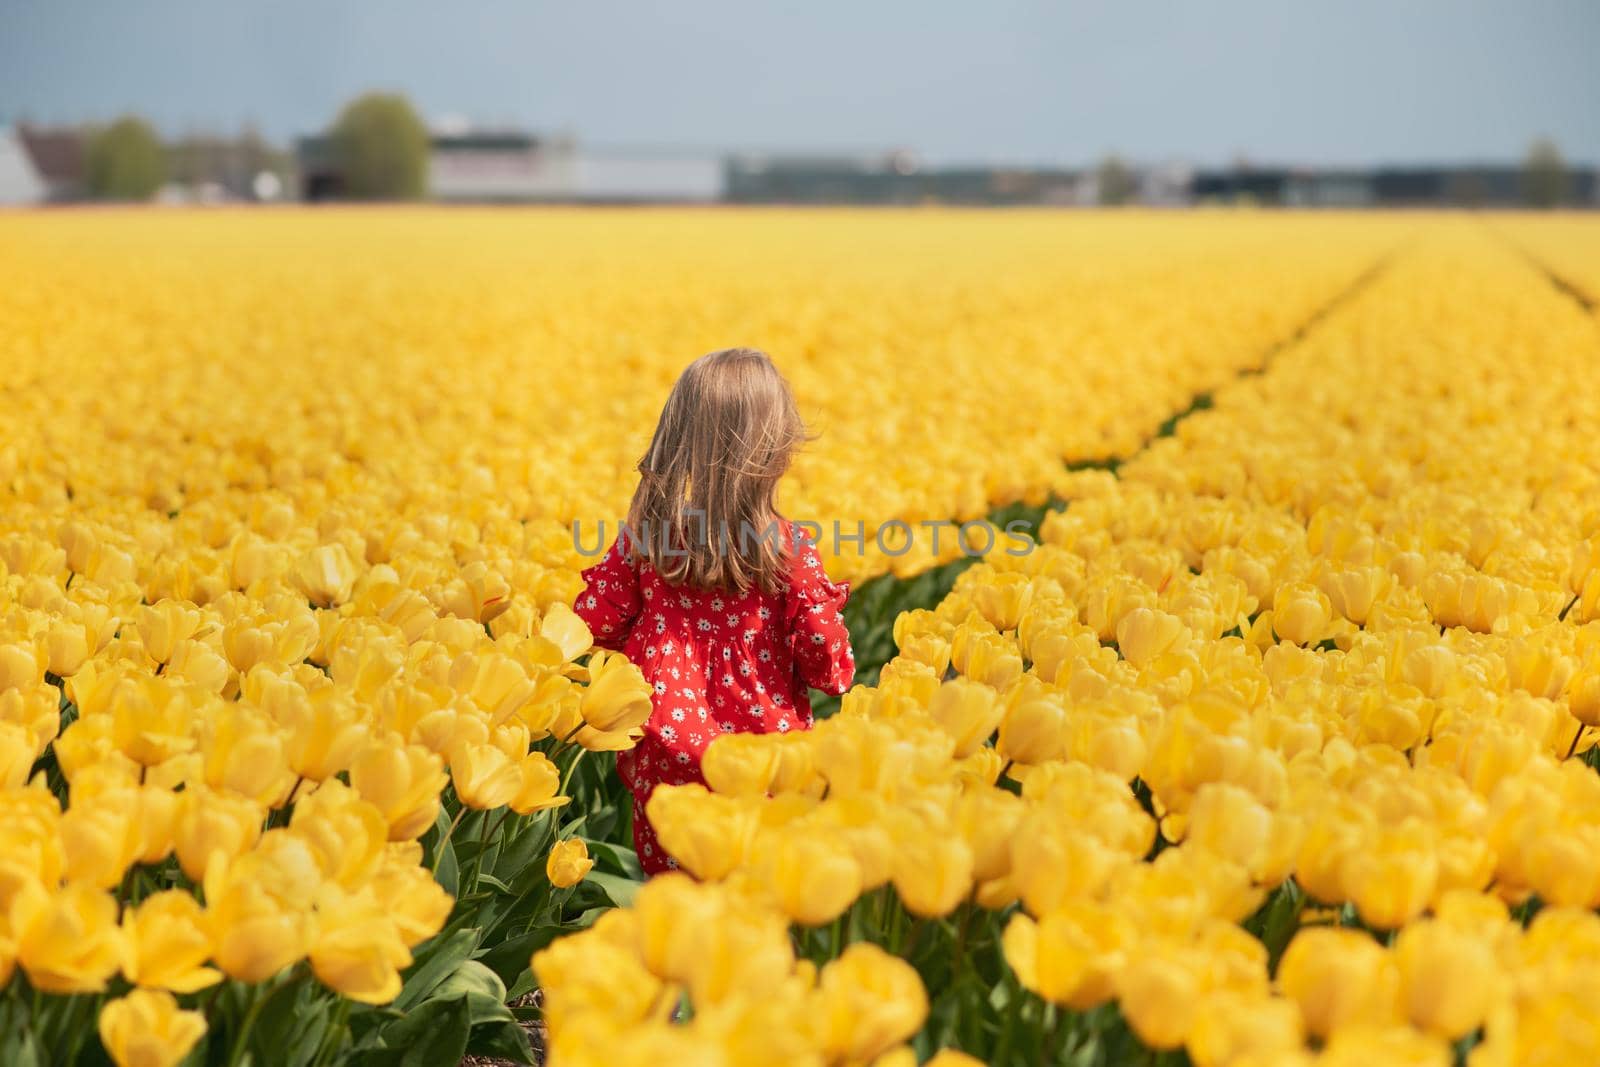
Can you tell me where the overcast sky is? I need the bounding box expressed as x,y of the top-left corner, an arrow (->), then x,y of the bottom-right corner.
2,0 -> 1595,166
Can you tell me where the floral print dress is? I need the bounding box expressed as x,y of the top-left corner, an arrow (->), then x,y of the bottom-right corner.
572,522 -> 855,873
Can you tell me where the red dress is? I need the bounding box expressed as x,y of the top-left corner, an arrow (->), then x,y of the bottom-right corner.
573,522 -> 855,874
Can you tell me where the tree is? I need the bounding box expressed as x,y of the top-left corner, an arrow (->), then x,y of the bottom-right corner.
85,116 -> 167,200
1522,138 -> 1570,208
330,92 -> 429,200
1097,154 -> 1136,206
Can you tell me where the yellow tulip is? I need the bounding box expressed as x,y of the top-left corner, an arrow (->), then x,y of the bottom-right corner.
950,624 -> 1023,690
204,871 -> 310,983
199,703 -> 296,807
1276,927 -> 1400,1039
971,572 -> 1033,631
1002,902 -> 1133,1010
172,785 -> 263,882
547,837 -> 595,888
995,684 -> 1068,765
1116,606 -> 1189,668
308,886 -> 412,1004
766,827 -> 862,926
817,943 -> 929,1063
701,732 -> 780,797
13,881 -> 125,993
97,989 -> 207,1067
122,890 -> 221,994
647,784 -> 757,881
448,739 -> 523,810
136,600 -> 201,666
533,911 -> 664,1032
510,750 -> 571,815
1272,582 -> 1333,646
1185,990 -> 1303,1067
290,779 -> 390,888
927,678 -> 1004,759
0,720 -> 37,789
60,796 -> 140,889
111,677 -> 198,767
1117,952 -> 1203,1050
280,690 -> 369,781
292,543 -> 360,608
1392,919 -> 1495,1039
890,828 -> 973,918
349,736 -> 449,840
579,650 -> 653,734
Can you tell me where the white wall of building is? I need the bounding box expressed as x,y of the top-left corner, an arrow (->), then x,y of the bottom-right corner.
572,153 -> 723,202
0,127 -> 47,205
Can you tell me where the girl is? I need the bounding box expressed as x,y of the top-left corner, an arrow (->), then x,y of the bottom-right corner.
573,348 -> 855,874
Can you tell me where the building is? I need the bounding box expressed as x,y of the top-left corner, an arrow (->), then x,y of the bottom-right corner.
297,128 -> 723,203
724,152 -> 1080,205
0,123 -> 88,202
1193,164 -> 1598,207
0,125 -> 48,204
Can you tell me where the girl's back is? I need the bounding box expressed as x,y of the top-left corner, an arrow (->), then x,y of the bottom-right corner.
571,349 -> 855,873
579,519 -> 852,750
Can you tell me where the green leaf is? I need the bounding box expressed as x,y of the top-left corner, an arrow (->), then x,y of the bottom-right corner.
584,869 -> 641,908
475,873 -> 513,895
432,961 -> 513,1026
466,1020 -> 536,1065
476,924 -> 567,988
583,836 -> 643,879
387,992 -> 473,1067
248,980 -> 330,1067
393,926 -> 480,1012
427,807 -> 461,897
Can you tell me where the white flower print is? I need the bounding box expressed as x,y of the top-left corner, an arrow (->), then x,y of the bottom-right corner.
711,597 -> 724,611
671,709 -> 686,722
661,725 -> 677,742
776,718 -> 791,732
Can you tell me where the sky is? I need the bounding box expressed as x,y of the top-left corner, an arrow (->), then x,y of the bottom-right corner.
1,0 -> 1596,167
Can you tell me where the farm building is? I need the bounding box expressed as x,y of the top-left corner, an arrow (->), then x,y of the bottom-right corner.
297,129 -> 722,203
0,123 -> 86,203
1193,164 -> 1599,207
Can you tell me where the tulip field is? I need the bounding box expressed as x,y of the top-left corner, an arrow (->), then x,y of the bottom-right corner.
2,208 -> 1599,1067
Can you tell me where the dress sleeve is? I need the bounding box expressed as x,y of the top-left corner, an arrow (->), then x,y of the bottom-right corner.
784,531 -> 855,695
573,537 -> 642,652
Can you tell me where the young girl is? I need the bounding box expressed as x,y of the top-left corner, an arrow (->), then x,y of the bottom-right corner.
573,348 -> 855,874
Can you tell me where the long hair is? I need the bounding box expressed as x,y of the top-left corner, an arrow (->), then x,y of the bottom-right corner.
624,348 -> 807,595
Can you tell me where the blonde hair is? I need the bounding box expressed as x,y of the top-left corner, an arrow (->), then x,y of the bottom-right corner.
624,348 -> 806,595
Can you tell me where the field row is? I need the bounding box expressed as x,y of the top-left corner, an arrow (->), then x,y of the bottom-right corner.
2,209 -> 1405,584
539,223 -> 1600,1065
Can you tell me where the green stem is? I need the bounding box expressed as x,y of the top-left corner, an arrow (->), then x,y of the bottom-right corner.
431,804 -> 469,875
1567,721 -> 1585,761
225,983 -> 272,1067
1559,593 -> 1580,622
312,995 -> 351,1067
